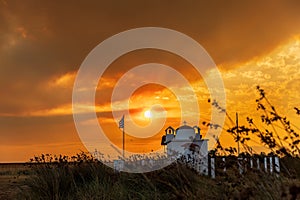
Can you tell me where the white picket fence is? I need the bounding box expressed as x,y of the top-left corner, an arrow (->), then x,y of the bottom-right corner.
176,153 -> 281,178
193,156 -> 281,179
106,151 -> 281,178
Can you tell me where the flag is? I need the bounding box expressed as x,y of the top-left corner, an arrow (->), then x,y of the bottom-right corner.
119,115 -> 124,128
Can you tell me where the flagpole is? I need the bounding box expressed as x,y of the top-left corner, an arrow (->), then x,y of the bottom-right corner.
236,112 -> 240,156
119,115 -> 125,159
123,123 -> 125,159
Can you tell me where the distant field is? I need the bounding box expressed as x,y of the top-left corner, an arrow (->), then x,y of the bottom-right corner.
0,160 -> 299,199
0,163 -> 31,199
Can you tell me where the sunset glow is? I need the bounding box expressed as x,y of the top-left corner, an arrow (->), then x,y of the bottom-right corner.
1,1 -> 300,162
144,110 -> 152,119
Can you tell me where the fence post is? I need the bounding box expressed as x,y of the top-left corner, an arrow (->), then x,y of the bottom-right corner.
238,157 -> 243,174
113,159 -> 124,172
269,157 -> 273,173
204,155 -> 209,176
264,157 -> 268,173
250,158 -> 253,169
256,158 -> 260,170
274,156 -> 280,176
222,157 -> 226,172
211,157 -> 215,179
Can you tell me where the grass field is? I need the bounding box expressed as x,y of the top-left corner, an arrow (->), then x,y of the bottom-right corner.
0,157 -> 299,200
0,163 -> 31,199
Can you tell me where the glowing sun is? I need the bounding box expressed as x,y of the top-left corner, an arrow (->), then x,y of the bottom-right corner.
144,110 -> 152,119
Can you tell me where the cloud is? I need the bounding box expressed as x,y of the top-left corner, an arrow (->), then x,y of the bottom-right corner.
1,1 -> 300,161
1,1 -> 300,117
49,71 -> 77,88
220,37 -> 300,128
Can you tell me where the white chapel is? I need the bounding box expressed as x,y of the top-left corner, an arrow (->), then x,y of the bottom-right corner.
161,122 -> 209,175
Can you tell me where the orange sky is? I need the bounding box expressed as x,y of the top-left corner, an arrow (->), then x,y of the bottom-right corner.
1,1 -> 300,162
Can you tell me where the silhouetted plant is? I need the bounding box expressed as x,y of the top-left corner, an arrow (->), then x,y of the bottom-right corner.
208,86 -> 300,158
294,107 -> 300,115
207,99 -> 255,157
248,86 -> 300,157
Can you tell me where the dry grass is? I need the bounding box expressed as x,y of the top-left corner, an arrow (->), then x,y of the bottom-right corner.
0,164 -> 31,199
0,157 -> 299,199
3,155 -> 295,199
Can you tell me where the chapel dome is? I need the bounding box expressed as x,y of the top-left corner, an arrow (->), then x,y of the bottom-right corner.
175,125 -> 195,140
177,125 -> 193,130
